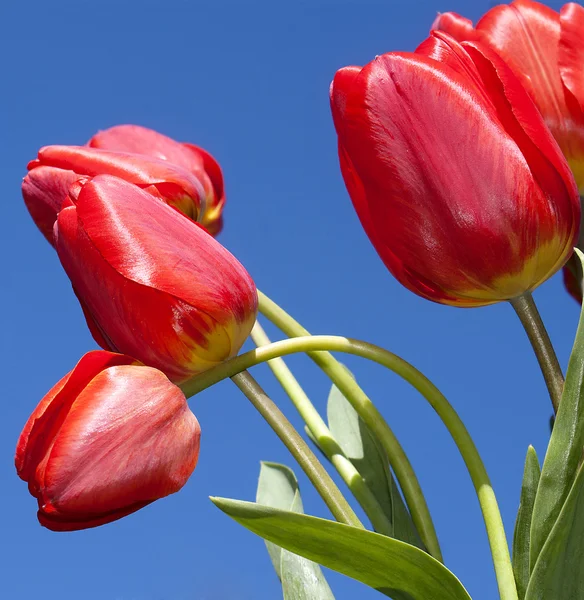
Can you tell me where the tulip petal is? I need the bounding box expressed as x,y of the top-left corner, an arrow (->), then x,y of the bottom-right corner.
38,499 -> 152,532
56,176 -> 257,381
40,365 -> 200,517
463,40 -> 578,208
415,32 -> 500,112
431,12 -> 479,41
37,146 -> 205,217
338,50 -> 577,304
89,125 -> 203,174
559,3 -> 584,113
15,351 -> 134,483
88,125 -> 225,234
330,66 -> 362,135
70,176 -> 254,324
475,1 -> 572,139
559,3 -> 584,190
182,143 -> 226,235
22,166 -> 80,245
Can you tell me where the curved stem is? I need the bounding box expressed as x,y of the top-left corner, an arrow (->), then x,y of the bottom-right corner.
509,292 -> 563,414
251,321 -> 394,536
182,336 -> 517,600
255,290 -> 442,563
231,371 -> 363,529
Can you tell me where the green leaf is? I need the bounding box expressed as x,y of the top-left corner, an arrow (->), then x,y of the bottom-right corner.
530,250 -> 584,568
256,462 -> 334,599
525,463 -> 584,600
212,497 -> 472,600
257,462 -> 299,577
281,492 -> 335,600
327,382 -> 422,548
512,446 -> 540,600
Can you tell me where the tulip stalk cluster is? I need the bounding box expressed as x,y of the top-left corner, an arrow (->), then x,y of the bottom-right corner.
16,1 -> 584,599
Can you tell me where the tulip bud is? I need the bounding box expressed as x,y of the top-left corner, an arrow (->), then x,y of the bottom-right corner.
55,174 -> 257,383
23,144 -> 210,246
431,1 -> 584,194
88,125 -> 225,235
330,32 -> 580,306
15,351 -> 201,531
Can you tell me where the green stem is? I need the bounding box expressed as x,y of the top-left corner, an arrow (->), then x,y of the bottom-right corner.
255,290 -> 442,563
509,292 -> 563,414
182,336 -> 517,600
251,321 -> 394,536
230,371 -> 363,529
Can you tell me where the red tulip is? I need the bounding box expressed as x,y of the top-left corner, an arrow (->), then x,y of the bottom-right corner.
330,31 -> 580,306
23,145 -> 211,246
56,174 -> 257,382
15,351 -> 201,531
88,125 -> 225,235
432,1 -> 584,193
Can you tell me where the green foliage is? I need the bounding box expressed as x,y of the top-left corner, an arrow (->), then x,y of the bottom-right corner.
326,382 -> 423,547
512,446 -> 540,600
526,464 -> 584,600
256,462 -> 335,599
212,496 -> 472,600
530,249 -> 584,569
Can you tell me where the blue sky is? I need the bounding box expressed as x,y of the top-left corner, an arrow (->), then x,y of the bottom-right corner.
0,0 -> 576,598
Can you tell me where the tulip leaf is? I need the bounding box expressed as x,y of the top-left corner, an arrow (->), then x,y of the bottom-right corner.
525,463 -> 584,600
530,249 -> 584,568
512,446 -> 540,600
256,462 -> 334,599
327,381 -> 423,548
257,462 -> 298,578
211,497 -> 472,600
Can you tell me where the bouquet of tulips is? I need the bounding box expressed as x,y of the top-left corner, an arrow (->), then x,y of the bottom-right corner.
16,1 -> 584,598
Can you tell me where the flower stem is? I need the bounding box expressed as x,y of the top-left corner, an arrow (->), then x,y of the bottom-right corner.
255,291 -> 442,562
183,337 -> 516,600
230,371 -> 363,529
509,292 -> 563,413
251,321 -> 394,536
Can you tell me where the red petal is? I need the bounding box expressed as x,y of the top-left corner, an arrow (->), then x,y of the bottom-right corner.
89,125 -> 203,174
22,166 -> 80,246
38,500 -> 152,532
330,66 -> 362,136
37,146 -> 205,213
338,50 -> 575,303
182,143 -> 226,235
40,365 -> 200,517
560,3 -> 584,113
475,1 -> 571,138
464,40 -> 578,205
431,12 -> 479,41
15,351 -> 133,484
56,177 -> 257,381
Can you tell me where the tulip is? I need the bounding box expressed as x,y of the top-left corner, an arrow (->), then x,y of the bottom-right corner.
15,351 -> 201,531
431,1 -> 584,193
88,125 -> 225,235
330,31 -> 580,306
23,144 -> 211,246
56,174 -> 257,382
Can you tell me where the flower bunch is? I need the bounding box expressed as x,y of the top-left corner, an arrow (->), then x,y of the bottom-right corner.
18,125 -> 258,530
16,1 -> 584,599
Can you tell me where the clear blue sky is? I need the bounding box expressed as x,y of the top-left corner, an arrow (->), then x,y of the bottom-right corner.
1,1 -> 575,598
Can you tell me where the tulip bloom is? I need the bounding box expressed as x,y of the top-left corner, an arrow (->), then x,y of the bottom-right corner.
432,1 -> 584,193
330,31 -> 580,306
23,144 -> 212,246
15,351 -> 201,531
56,174 -> 257,382
88,125 -> 225,235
